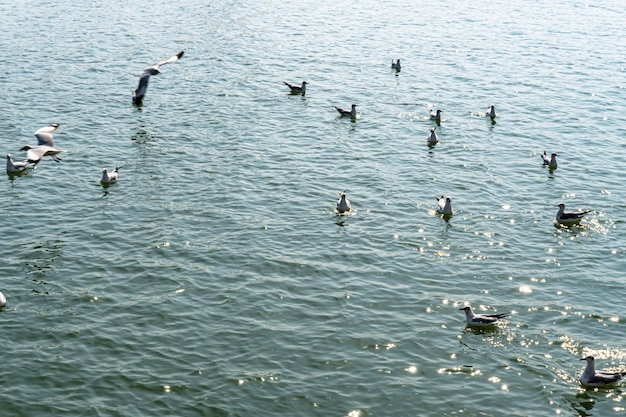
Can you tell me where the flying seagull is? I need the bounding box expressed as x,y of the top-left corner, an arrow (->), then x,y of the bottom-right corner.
579,355 -> 625,387
19,124 -> 64,165
459,305 -> 507,327
283,81 -> 307,95
333,104 -> 357,118
133,51 -> 185,106
555,203 -> 591,225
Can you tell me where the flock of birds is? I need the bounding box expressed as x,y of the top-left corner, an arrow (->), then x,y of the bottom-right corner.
2,52 -> 616,388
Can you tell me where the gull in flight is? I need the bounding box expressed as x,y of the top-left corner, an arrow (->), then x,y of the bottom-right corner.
541,151 -> 558,169
19,124 -> 64,165
391,59 -> 401,70
459,305 -> 507,327
100,166 -> 120,185
430,109 -> 443,124
133,51 -> 185,106
283,81 -> 307,95
555,203 -> 591,225
333,104 -> 358,118
436,195 -> 453,215
336,193 -> 352,213
579,355 -> 625,387
6,154 -> 30,173
427,128 -> 439,144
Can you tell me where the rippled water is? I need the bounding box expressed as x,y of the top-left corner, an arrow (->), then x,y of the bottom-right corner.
2,0 -> 626,415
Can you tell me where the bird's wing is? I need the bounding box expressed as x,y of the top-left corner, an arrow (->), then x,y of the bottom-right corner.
34,125 -> 58,146
471,316 -> 498,325
585,372 -> 623,385
484,313 -> 508,319
135,75 -> 151,97
155,51 -> 185,68
26,146 -> 47,163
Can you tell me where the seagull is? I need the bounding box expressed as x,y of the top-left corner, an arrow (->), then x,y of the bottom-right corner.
436,195 -> 453,215
459,305 -> 507,327
391,59 -> 401,70
6,154 -> 30,173
19,124 -> 64,165
486,105 -> 497,118
333,104 -> 357,118
427,128 -> 439,144
337,193 -> 351,213
133,51 -> 185,106
0,290 -> 5,308
556,203 -> 591,225
579,355 -> 626,387
283,81 -> 307,95
430,109 -> 443,123
100,166 -> 120,184
541,151 -> 558,169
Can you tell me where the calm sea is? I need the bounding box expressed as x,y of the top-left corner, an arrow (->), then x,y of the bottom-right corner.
2,0 -> 626,415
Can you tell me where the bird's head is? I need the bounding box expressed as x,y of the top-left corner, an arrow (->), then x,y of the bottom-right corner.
580,355 -> 595,362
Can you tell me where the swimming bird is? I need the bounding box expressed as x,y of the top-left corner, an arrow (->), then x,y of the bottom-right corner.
436,195 -> 453,215
486,105 -> 497,118
541,151 -> 558,169
333,104 -> 357,118
6,154 -> 30,173
283,81 -> 307,95
555,203 -> 591,225
133,51 -> 185,106
579,355 -> 626,387
0,290 -> 5,308
459,305 -> 507,327
391,59 -> 401,70
427,128 -> 439,144
100,166 -> 120,184
430,109 -> 443,123
337,193 -> 351,213
19,124 -> 64,165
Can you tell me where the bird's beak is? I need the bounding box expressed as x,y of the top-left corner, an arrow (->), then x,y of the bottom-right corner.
579,358 -> 586,361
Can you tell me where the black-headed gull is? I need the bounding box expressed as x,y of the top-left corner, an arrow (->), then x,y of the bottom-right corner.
391,59 -> 401,70
486,105 -> 497,118
133,51 -> 185,106
430,109 -> 443,123
436,195 -> 453,215
19,124 -> 64,165
6,154 -> 30,173
555,203 -> 591,225
336,193 -> 351,213
283,81 -> 307,95
427,128 -> 439,144
333,104 -> 357,118
459,305 -> 507,327
541,151 -> 558,169
579,355 -> 625,387
100,166 -> 120,184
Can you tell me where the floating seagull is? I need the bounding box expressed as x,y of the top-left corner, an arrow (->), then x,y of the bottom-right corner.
391,59 -> 401,70
486,105 -> 497,118
427,128 -> 439,144
283,81 -> 307,95
579,355 -> 626,387
556,203 -> 591,225
459,305 -> 507,327
133,51 -> 185,106
430,109 -> 443,123
541,151 -> 558,169
19,124 -> 64,165
333,104 -> 357,118
0,290 -> 5,308
337,193 -> 351,213
6,154 -> 30,173
436,195 -> 453,215
100,166 -> 120,184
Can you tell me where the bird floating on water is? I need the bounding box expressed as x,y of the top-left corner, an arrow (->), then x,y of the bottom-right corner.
579,355 -> 625,387
283,81 -> 307,95
486,105 -> 497,118
427,128 -> 439,144
0,291 -> 5,308
436,195 -> 453,215
459,305 -> 507,327
541,151 -> 558,169
430,109 -> 443,124
100,166 -> 120,185
333,104 -> 357,118
391,59 -> 401,70
19,124 -> 64,165
555,203 -> 591,225
6,154 -> 30,173
336,193 -> 351,213
133,51 -> 185,106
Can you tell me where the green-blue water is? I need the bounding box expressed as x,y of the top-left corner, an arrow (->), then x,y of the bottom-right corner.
2,0 -> 626,415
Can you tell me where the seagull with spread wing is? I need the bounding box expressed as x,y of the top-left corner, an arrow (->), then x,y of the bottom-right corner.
133,51 -> 185,106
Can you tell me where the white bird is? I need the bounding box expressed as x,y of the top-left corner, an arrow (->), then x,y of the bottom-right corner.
555,203 -> 591,225
283,81 -> 307,95
427,128 -> 439,144
337,193 -> 351,213
436,195 -> 453,215
333,104 -> 358,118
6,154 -> 30,173
486,105 -> 497,118
459,305 -> 507,327
19,124 -> 64,165
541,151 -> 558,169
0,291 -> 5,308
100,166 -> 120,184
133,51 -> 185,106
391,59 -> 401,70
430,109 -> 443,123
579,355 -> 626,387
